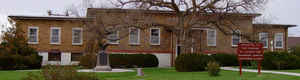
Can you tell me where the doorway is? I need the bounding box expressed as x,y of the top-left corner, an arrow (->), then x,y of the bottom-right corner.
176,45 -> 181,57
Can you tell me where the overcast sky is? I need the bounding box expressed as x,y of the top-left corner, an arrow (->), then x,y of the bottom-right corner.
0,0 -> 299,36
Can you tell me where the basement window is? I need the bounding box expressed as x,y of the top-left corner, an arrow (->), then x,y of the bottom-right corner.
71,53 -> 82,61
48,52 -> 61,61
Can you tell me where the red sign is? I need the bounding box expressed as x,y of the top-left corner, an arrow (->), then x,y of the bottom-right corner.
237,43 -> 264,60
237,43 -> 264,76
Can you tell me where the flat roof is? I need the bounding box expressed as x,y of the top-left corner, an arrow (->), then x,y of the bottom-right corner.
8,15 -> 86,20
88,8 -> 261,17
254,24 -> 297,28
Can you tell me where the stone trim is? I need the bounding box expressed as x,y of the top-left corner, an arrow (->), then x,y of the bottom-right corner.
107,49 -> 172,54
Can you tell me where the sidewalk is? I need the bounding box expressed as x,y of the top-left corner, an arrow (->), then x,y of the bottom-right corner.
221,67 -> 300,76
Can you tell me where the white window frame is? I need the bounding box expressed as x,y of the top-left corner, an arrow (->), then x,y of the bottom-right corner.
207,29 -> 216,46
259,32 -> 268,48
50,27 -> 61,45
27,27 -> 39,44
72,28 -> 83,45
274,33 -> 284,48
232,30 -> 241,47
129,28 -> 140,45
150,28 -> 161,45
107,31 -> 120,44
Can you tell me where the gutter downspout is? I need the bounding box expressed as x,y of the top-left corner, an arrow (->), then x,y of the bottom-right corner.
171,31 -> 174,67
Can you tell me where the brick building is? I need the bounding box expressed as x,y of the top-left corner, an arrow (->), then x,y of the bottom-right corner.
8,8 -> 296,67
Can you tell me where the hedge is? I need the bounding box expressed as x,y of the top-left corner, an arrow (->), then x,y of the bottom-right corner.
290,46 -> 300,57
175,53 -> 214,72
109,54 -> 159,68
262,51 -> 300,70
79,53 -> 97,69
211,53 -> 239,66
0,54 -> 42,70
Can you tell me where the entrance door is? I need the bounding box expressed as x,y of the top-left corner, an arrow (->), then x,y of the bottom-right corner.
176,45 -> 181,56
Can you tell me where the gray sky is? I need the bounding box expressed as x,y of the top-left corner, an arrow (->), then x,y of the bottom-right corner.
0,0 -> 299,36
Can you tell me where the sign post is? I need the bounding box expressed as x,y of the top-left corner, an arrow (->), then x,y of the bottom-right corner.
237,43 -> 264,76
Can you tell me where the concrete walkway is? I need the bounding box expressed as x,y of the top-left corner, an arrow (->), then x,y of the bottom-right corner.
78,69 -> 134,73
221,67 -> 300,76
18,69 -> 134,73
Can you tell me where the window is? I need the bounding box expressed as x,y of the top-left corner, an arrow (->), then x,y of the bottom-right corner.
50,27 -> 61,44
207,29 -> 216,46
129,28 -> 140,45
259,32 -> 268,48
71,53 -> 82,61
150,28 -> 160,45
107,31 -> 119,44
48,52 -> 61,61
72,28 -> 83,45
274,33 -> 284,48
232,30 -> 241,46
28,27 -> 38,44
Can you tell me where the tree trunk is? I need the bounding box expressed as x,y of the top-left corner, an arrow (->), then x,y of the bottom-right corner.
177,13 -> 188,54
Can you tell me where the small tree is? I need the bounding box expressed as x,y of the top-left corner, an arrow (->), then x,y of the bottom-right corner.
0,19 -> 42,70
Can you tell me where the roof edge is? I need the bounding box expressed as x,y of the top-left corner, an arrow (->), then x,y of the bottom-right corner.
87,8 -> 261,17
8,15 -> 86,20
254,24 -> 297,28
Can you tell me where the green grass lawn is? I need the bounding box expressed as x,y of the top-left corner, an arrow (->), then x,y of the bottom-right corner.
0,68 -> 299,80
232,66 -> 300,74
279,69 -> 300,73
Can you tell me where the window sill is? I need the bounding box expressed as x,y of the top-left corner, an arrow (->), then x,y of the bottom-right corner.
129,43 -> 140,46
72,43 -> 83,46
207,46 -> 217,48
109,43 -> 120,45
207,45 -> 217,47
48,60 -> 61,62
150,44 -> 160,46
275,47 -> 284,49
232,45 -> 238,48
50,43 -> 61,45
28,42 -> 39,44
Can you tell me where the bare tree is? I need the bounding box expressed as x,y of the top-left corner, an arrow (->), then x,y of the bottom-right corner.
66,0 -> 101,17
84,9 -> 154,53
114,0 -> 268,53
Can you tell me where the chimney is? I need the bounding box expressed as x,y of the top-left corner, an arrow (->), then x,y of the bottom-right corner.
65,10 -> 69,16
47,10 -> 52,16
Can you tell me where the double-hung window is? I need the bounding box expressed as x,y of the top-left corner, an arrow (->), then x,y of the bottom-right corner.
129,28 -> 140,45
48,52 -> 61,61
232,30 -> 241,46
107,31 -> 119,44
259,32 -> 268,48
207,29 -> 216,46
72,28 -> 83,45
71,53 -> 82,61
274,33 -> 284,48
150,28 -> 160,45
50,27 -> 61,44
28,27 -> 39,44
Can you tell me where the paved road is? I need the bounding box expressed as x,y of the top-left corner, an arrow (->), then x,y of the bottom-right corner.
221,67 -> 300,76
